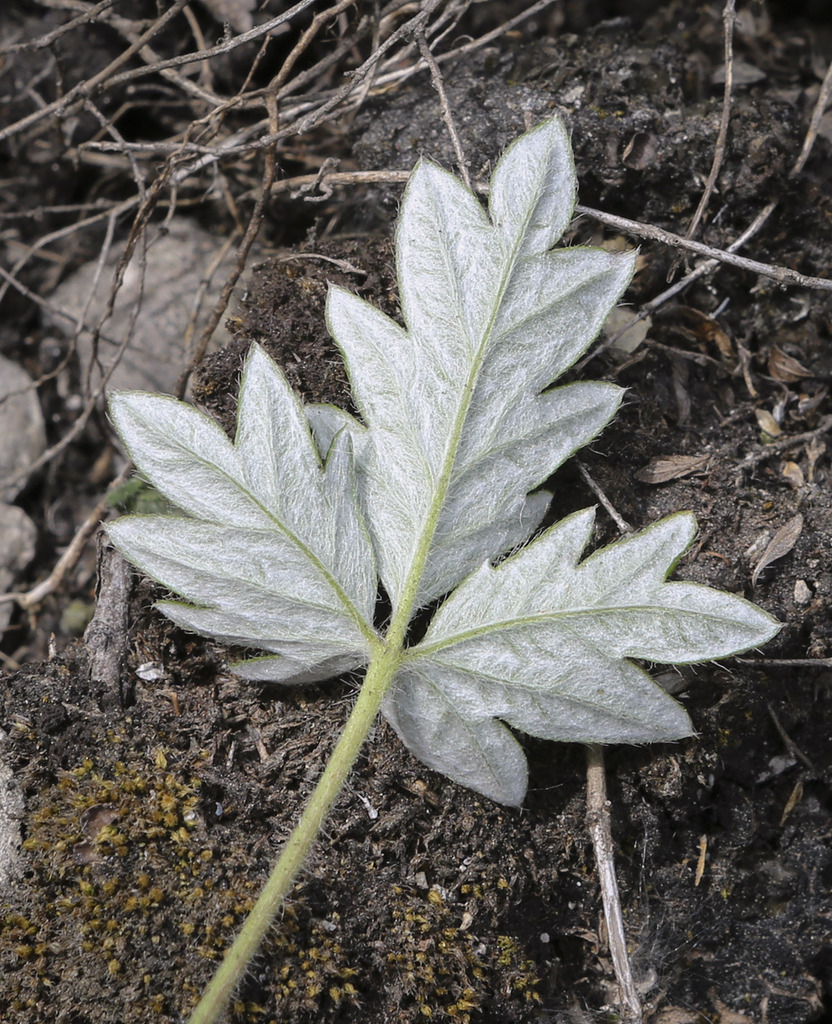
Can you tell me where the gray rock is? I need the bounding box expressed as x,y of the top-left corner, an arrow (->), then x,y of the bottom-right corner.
45,220 -> 251,394
0,502 -> 37,633
0,357 -> 47,501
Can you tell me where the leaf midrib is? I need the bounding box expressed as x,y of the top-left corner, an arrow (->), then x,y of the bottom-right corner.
408,603 -> 739,660
391,172 -> 544,628
139,417 -> 379,650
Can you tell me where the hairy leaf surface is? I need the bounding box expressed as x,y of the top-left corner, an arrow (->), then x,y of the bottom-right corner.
108,344 -> 378,682
325,117 -> 633,611
386,510 -> 779,804
108,116 -> 781,805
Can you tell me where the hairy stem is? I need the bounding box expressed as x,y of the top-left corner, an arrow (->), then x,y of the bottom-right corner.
187,641 -> 401,1024
585,743 -> 643,1022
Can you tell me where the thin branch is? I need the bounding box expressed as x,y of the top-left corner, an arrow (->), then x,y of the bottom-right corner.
575,460 -> 633,535
0,463 -> 132,611
269,0 -> 357,95
105,9 -> 226,109
178,230 -> 240,379
247,0 -> 447,152
345,5 -> 384,117
163,0 -> 554,179
430,0 -> 557,67
685,0 -> 736,243
734,414 -> 832,477
160,0 -> 444,187
0,216 -> 169,495
0,200 -> 125,220
104,0 -> 320,92
575,204 -> 832,291
173,95 -> 280,398
736,657 -> 832,668
766,702 -> 817,774
257,166 -> 832,292
0,0 -> 122,54
792,56 -> 832,176
0,0 -> 191,144
585,744 -> 643,1022
417,28 -> 470,189
579,53 -> 832,366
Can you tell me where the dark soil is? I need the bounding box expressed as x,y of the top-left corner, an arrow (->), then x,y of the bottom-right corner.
1,4 -> 831,1024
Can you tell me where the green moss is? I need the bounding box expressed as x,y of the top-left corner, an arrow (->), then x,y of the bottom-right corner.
0,743 -> 273,1022
372,881 -> 540,1023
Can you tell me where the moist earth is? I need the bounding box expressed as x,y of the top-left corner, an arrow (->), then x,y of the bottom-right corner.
1,3 -> 831,1023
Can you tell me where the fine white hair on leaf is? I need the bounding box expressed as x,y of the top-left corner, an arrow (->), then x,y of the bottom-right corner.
108,116 -> 780,806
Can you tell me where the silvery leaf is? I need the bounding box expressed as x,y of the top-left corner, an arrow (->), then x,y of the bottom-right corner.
326,118 -> 634,611
386,510 -> 781,805
108,344 -> 378,682
106,116 -> 781,808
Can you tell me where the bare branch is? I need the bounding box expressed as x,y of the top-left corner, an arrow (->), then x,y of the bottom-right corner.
417,28 -> 470,189
255,167 -> 832,292
173,95 -> 280,398
586,744 -> 643,1023
574,204 -> 832,291
0,464 -> 132,611
0,0 -> 190,144
792,56 -> 832,177
0,0 -> 121,54
685,0 -> 736,244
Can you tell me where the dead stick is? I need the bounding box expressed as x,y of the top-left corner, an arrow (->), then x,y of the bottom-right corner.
792,56 -> 832,177
585,743 -> 643,1022
0,463 -> 132,611
734,414 -> 832,476
243,168 -> 832,293
686,0 -> 736,243
417,29 -> 470,190
575,461 -> 633,535
0,0 -> 190,144
737,657 -> 832,668
666,0 -> 736,281
172,92 -> 279,398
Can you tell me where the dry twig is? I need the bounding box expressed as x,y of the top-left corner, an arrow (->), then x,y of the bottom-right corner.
417,28 -> 471,189
173,94 -> 280,397
580,52 -> 832,365
585,744 -> 643,1022
575,461 -> 634,535
734,415 -> 832,478
683,0 -> 737,248
0,0 -> 191,144
737,657 -> 832,668
256,167 -> 832,292
0,464 -> 132,612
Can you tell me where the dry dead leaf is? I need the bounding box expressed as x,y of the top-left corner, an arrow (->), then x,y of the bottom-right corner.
599,234 -> 632,253
621,131 -> 659,170
797,389 -> 828,417
781,461 -> 805,489
636,454 -> 710,484
755,408 -> 782,439
603,306 -> 651,354
752,514 -> 804,586
649,1009 -> 700,1024
768,346 -> 813,383
668,306 -> 735,364
709,993 -> 756,1024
